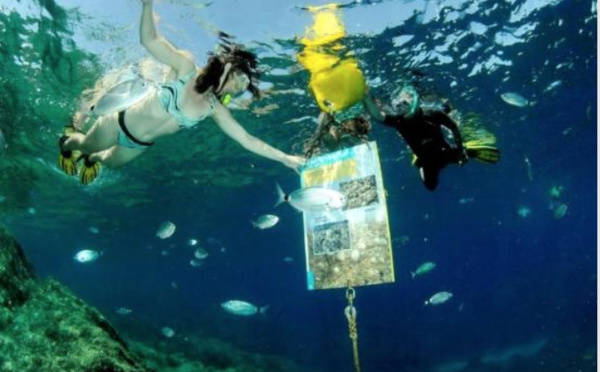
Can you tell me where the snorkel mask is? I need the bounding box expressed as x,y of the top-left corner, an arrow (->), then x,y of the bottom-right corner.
391,85 -> 420,118
212,35 -> 261,103
216,62 -> 253,105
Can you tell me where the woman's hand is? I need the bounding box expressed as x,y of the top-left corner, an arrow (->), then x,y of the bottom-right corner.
283,155 -> 307,174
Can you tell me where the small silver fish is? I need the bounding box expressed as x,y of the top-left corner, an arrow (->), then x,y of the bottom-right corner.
252,214 -> 279,229
88,226 -> 100,234
425,291 -> 453,306
501,92 -> 529,107
549,186 -> 563,198
544,80 -> 562,93
458,197 -> 475,204
156,221 -> 176,239
74,249 -> 100,263
553,204 -> 568,219
115,307 -> 132,315
221,300 -> 268,316
91,77 -> 153,116
161,326 -> 175,338
190,258 -> 204,267
517,205 -> 531,218
275,184 -> 346,212
524,155 -> 533,181
194,248 -> 209,259
411,261 -> 436,278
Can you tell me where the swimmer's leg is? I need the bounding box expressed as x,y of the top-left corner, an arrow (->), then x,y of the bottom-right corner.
61,115 -> 119,155
78,146 -> 146,185
89,146 -> 147,168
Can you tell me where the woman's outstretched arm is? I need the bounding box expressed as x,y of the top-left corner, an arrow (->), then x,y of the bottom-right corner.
139,0 -> 195,75
211,103 -> 305,172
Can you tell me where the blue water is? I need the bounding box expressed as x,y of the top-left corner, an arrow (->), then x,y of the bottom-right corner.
0,0 -> 596,371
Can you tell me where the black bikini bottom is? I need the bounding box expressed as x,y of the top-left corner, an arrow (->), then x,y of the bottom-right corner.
117,110 -> 155,148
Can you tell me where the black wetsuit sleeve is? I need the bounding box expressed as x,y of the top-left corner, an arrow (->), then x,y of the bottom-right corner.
363,94 -> 387,123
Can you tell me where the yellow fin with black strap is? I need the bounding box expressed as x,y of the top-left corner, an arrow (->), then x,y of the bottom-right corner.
464,142 -> 500,164
58,130 -> 82,176
58,151 -> 79,176
79,155 -> 101,185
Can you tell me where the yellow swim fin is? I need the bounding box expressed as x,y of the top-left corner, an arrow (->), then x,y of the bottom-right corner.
79,155 -> 101,185
465,143 -> 500,164
58,152 -> 78,175
57,135 -> 80,176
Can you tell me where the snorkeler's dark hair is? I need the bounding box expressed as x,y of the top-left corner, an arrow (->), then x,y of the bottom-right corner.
194,56 -> 226,95
194,34 -> 261,99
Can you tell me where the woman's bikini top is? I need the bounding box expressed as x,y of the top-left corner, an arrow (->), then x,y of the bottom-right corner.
157,71 -> 217,129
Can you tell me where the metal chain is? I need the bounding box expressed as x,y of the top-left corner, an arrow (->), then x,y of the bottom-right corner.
345,284 -> 361,372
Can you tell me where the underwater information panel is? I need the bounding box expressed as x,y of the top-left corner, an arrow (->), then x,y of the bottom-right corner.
301,142 -> 395,290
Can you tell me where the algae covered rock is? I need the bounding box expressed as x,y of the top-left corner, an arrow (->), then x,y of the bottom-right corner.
0,225 -> 154,372
0,225 -> 35,313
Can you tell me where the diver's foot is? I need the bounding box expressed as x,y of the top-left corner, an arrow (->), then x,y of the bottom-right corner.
78,154 -> 101,185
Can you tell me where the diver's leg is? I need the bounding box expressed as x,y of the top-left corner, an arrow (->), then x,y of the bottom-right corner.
62,115 -> 119,154
77,146 -> 145,185
419,166 -> 439,191
89,145 -> 146,168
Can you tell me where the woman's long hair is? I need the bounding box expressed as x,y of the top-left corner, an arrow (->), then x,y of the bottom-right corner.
194,34 -> 261,99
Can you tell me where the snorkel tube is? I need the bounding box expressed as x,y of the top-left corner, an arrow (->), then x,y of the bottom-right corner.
221,93 -> 232,105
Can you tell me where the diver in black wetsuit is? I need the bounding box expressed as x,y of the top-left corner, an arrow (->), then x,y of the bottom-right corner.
364,85 -> 498,191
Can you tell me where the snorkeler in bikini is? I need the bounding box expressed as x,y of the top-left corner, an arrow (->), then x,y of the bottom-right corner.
58,0 -> 304,184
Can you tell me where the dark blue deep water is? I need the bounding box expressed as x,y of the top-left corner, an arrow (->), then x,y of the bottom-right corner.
0,0 -> 596,371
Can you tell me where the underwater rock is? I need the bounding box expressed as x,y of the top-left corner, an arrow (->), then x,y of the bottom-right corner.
129,334 -> 306,372
0,226 -> 36,329
0,225 -> 153,372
